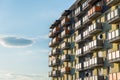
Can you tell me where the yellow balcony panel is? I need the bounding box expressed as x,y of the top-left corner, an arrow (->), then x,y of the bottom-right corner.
107,8 -> 120,24
61,67 -> 71,74
88,6 -> 102,20
108,29 -> 120,43
106,0 -> 119,6
52,48 -> 61,56
61,29 -> 70,38
61,54 -> 71,62
61,17 -> 70,27
89,23 -> 102,35
108,50 -> 120,63
76,48 -> 83,57
61,42 -> 71,50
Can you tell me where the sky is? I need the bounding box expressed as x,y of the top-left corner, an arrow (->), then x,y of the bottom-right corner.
0,0 -> 75,80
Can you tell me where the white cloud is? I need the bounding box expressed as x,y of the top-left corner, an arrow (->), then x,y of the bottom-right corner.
0,35 -> 35,48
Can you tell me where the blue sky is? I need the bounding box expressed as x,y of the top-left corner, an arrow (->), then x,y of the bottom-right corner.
0,0 -> 75,80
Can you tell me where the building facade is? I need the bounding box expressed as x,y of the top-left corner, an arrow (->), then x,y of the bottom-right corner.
49,0 -> 120,80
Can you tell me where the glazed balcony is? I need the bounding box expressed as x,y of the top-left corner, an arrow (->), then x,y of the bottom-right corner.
88,6 -> 102,20
106,0 -> 119,6
76,48 -> 82,57
89,23 -> 102,35
61,29 -> 70,38
109,72 -> 120,80
84,75 -> 104,80
107,8 -> 120,24
108,50 -> 120,63
61,17 -> 70,27
75,63 -> 82,71
61,54 -> 71,62
61,42 -> 71,50
75,6 -> 84,17
52,48 -> 61,56
75,34 -> 82,43
89,40 -> 103,51
53,37 -> 61,45
53,26 -> 60,35
108,29 -> 120,43
52,59 -> 61,67
61,67 -> 71,74
75,20 -> 82,30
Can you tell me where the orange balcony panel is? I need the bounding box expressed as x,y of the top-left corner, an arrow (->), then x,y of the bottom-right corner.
88,6 -> 101,19
61,17 -> 70,27
53,27 -> 60,34
61,67 -> 71,74
106,0 -> 119,6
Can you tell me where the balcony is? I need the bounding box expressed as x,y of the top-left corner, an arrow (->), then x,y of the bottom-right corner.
49,41 -> 54,47
61,17 -> 70,27
75,63 -> 82,71
53,26 -> 60,35
52,48 -> 61,56
61,42 -> 71,50
75,6 -> 84,17
49,31 -> 54,38
49,61 -> 53,67
53,37 -> 61,45
88,6 -> 102,20
83,29 -> 92,40
107,8 -> 120,24
88,0 -> 98,5
106,0 -> 119,6
52,59 -> 61,67
84,76 -> 104,80
83,15 -> 91,25
108,50 -> 120,63
108,29 -> 120,43
61,67 -> 71,74
61,54 -> 71,62
82,0 -> 90,11
49,51 -> 53,57
76,78 -> 82,80
89,23 -> 102,35
76,48 -> 82,57
75,34 -> 82,43
75,20 -> 82,30
61,29 -> 70,38
89,40 -> 103,51
83,45 -> 93,55
49,70 -> 61,77
109,72 -> 120,80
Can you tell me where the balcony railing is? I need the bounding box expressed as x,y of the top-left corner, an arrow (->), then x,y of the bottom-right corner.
107,8 -> 120,24
76,78 -> 82,80
49,31 -> 54,38
49,41 -> 54,47
76,48 -> 82,57
84,76 -> 104,80
52,48 -> 61,56
75,6 -> 84,17
61,17 -> 70,27
75,20 -> 82,30
61,67 -> 71,74
88,6 -> 101,19
53,37 -> 61,45
75,63 -> 82,71
106,0 -> 119,6
49,70 -> 61,77
82,0 -> 90,11
49,51 -> 53,57
108,29 -> 120,43
53,26 -> 60,35
61,42 -> 71,50
75,34 -> 82,43
49,59 -> 61,67
109,72 -> 120,80
108,50 -> 120,63
83,44 -> 93,55
83,29 -> 92,39
49,61 -> 53,67
83,14 -> 91,25
61,29 -> 70,38
61,54 -> 71,62
89,23 -> 102,35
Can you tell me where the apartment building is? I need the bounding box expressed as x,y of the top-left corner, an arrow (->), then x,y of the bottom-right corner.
49,0 -> 120,80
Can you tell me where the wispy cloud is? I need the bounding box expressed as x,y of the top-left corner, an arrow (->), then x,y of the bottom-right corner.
0,35 -> 35,48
